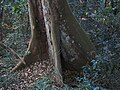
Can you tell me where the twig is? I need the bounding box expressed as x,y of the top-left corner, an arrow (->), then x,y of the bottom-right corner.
0,42 -> 26,64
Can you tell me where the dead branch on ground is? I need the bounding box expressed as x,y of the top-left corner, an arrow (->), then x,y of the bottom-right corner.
0,42 -> 26,64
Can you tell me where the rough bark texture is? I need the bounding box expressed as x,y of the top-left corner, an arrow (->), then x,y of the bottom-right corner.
12,0 -> 96,76
59,0 -> 96,71
26,0 -> 49,60
12,0 -> 49,72
42,0 -> 62,75
42,0 -> 96,72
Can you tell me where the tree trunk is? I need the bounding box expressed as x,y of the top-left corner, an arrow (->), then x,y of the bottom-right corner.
43,0 -> 96,72
12,0 -> 49,72
12,0 -> 96,80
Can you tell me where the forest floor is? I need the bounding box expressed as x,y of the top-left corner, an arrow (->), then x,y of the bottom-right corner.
0,16 -> 120,90
81,17 -> 120,90
0,60 -> 54,89
0,1 -> 120,90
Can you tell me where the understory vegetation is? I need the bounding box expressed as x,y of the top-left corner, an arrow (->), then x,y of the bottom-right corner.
0,0 -> 120,90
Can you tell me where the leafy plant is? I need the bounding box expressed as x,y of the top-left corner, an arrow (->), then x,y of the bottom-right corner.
0,74 -> 16,87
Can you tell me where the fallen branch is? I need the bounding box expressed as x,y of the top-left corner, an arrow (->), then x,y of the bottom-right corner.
11,60 -> 24,72
0,42 -> 26,64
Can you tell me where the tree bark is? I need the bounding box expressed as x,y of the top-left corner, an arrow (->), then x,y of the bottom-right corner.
45,0 -> 96,72
12,0 -> 96,80
12,0 -> 49,72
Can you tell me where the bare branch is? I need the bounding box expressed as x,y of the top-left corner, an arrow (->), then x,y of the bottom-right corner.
0,42 -> 26,64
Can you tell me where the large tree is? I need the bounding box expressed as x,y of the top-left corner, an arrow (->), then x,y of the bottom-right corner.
12,0 -> 96,82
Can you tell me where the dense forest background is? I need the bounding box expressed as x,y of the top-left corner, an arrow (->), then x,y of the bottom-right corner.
0,0 -> 120,90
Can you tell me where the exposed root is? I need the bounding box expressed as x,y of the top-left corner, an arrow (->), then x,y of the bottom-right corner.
11,52 -> 36,72
11,60 -> 25,73
11,53 -> 31,72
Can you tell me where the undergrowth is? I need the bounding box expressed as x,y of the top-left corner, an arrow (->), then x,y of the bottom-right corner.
0,0 -> 120,89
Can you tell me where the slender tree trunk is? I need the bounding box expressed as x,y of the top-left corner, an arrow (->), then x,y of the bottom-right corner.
12,0 -> 49,72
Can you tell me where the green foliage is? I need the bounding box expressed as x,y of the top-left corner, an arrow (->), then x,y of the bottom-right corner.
0,0 -> 29,89
30,77 -> 92,90
30,71 -> 91,90
103,7 -> 112,15
11,0 -> 27,15
0,0 -> 120,89
0,74 -> 16,87
68,0 -> 120,89
1,0 -> 27,15
30,77 -> 53,90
